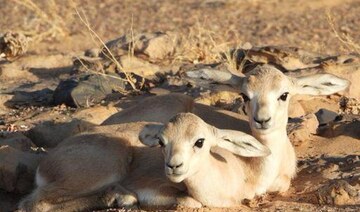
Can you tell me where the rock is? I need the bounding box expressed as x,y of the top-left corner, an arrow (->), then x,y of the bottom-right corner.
322,164 -> 340,180
315,109 -> 338,125
0,145 -> 43,193
104,31 -> 177,61
297,97 -> 340,116
317,115 -> 360,138
288,114 -> 319,146
0,94 -> 13,115
339,97 -> 360,115
142,32 -> 177,60
301,114 -> 319,134
233,46 -> 323,72
53,74 -> 125,108
288,126 -> 310,146
118,55 -> 161,78
85,48 -> 101,58
0,132 -> 36,151
72,105 -> 119,125
27,119 -> 95,148
317,180 -> 359,206
288,99 -> 306,118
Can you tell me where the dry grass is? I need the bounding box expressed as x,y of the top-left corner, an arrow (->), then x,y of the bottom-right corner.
75,8 -> 139,91
327,11 -> 360,55
171,22 -> 245,75
11,0 -> 145,91
12,0 -> 74,42
11,0 -> 140,91
173,23 -> 233,63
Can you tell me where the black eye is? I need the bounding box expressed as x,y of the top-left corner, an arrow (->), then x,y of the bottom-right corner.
240,93 -> 250,102
157,138 -> 165,147
278,92 -> 289,101
194,138 -> 205,148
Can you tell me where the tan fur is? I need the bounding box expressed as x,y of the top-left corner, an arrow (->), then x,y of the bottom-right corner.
245,66 -> 289,92
102,93 -> 194,125
240,66 -> 298,195
157,113 -> 266,207
19,64 -> 349,210
18,123 -> 186,211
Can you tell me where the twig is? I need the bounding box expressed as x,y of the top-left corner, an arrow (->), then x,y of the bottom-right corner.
326,10 -> 360,55
74,8 -> 138,91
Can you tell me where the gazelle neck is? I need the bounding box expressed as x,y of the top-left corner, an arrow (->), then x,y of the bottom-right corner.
183,150 -> 241,207
251,125 -> 289,154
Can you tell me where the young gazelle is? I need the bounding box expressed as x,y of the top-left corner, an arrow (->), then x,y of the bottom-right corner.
186,64 -> 350,194
18,120 -> 264,211
18,64 -> 349,211
141,113 -> 271,207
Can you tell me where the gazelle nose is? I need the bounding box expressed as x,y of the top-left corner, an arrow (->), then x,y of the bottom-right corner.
166,162 -> 183,169
254,117 -> 271,124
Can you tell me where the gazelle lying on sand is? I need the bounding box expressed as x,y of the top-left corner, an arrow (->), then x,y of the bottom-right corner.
103,64 -> 350,195
18,120 -> 265,211
186,65 -> 350,194
18,64 -> 349,211
141,112 -> 270,207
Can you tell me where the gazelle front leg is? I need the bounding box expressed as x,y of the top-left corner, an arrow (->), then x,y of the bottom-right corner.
105,183 -> 138,208
268,175 -> 292,194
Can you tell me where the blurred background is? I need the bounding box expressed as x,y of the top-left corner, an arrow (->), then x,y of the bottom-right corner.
1,0 -> 359,55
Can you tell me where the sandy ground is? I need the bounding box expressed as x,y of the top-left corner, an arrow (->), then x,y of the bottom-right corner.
0,0 -> 360,211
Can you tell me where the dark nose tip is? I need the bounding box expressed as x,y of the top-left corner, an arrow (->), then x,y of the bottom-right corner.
254,117 -> 271,124
166,162 -> 183,169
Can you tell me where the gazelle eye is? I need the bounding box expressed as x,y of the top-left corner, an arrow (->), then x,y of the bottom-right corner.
194,138 -> 205,148
278,92 -> 289,101
240,93 -> 250,102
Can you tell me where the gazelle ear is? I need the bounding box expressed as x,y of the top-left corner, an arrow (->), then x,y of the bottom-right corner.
185,69 -> 245,87
293,74 -> 350,95
213,128 -> 270,157
139,123 -> 164,147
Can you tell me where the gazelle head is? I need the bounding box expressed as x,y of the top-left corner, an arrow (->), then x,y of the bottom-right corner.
186,64 -> 350,135
140,113 -> 270,183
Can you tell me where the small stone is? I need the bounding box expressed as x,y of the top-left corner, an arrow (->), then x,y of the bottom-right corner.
303,114 -> 319,134
317,180 -> 359,206
84,48 -> 101,58
315,109 -> 338,125
53,74 -> 125,108
103,31 -> 177,61
288,99 -> 306,118
288,114 -> 319,146
118,55 -> 161,78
